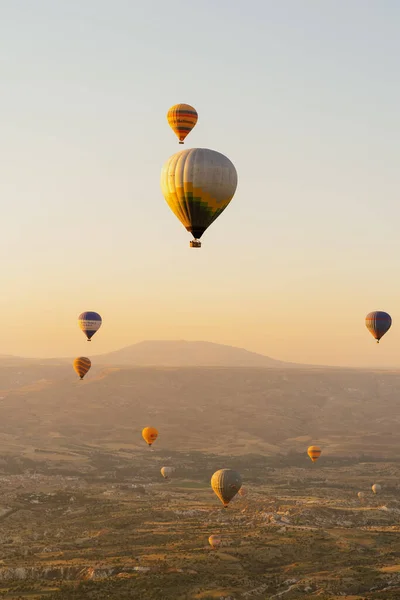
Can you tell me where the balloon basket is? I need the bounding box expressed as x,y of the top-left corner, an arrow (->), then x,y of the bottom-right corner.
190,240 -> 201,248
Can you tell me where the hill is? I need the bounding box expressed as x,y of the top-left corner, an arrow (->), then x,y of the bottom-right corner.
0,365 -> 399,460
92,340 -> 295,367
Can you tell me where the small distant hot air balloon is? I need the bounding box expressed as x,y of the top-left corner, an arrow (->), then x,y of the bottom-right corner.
211,469 -> 242,508
167,103 -> 198,144
238,486 -> 247,497
365,311 -> 392,343
73,357 -> 91,380
161,466 -> 175,480
208,535 -> 222,550
372,483 -> 381,494
307,446 -> 322,463
78,312 -> 102,341
357,491 -> 365,503
160,148 -> 238,248
142,427 -> 158,446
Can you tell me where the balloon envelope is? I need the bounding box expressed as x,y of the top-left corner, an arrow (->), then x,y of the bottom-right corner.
307,446 -> 322,463
73,357 -> 91,379
208,535 -> 222,549
161,466 -> 175,479
142,427 -> 158,446
211,468 -> 242,507
78,311 -> 102,341
160,148 -> 238,244
372,483 -> 381,494
167,103 -> 198,144
365,311 -> 392,342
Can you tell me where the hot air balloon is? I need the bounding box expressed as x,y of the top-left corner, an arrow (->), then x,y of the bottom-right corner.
208,535 -> 222,550
161,466 -> 175,480
357,491 -> 365,500
211,469 -> 242,508
167,104 -> 198,145
307,446 -> 322,463
142,427 -> 158,446
73,357 -> 91,380
78,312 -> 102,341
372,483 -> 381,494
160,148 -> 238,247
365,311 -> 392,343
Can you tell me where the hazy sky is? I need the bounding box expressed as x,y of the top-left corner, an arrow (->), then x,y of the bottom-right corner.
2,0 -> 400,367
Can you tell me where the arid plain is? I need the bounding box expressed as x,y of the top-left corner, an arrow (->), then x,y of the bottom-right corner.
0,341 -> 400,599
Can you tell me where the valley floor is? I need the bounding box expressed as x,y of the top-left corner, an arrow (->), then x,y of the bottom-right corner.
0,450 -> 399,599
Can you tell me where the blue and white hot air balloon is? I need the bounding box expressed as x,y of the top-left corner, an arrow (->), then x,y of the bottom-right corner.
365,311 -> 392,344
78,311 -> 102,341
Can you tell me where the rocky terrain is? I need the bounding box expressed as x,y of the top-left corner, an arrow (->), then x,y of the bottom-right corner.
0,451 -> 397,599
0,346 -> 399,597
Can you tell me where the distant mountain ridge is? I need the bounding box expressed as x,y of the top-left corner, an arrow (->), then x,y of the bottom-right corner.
92,340 -> 296,368
0,341 -> 305,368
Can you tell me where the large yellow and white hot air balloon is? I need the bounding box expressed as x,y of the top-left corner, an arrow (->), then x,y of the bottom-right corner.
160,148 -> 238,247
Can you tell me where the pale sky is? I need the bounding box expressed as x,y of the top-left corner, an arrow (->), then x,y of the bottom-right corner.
1,0 -> 400,367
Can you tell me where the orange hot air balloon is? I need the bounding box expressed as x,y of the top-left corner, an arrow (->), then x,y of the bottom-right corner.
167,103 -> 198,144
142,427 -> 158,446
73,357 -> 91,380
208,535 -> 222,550
307,445 -> 322,463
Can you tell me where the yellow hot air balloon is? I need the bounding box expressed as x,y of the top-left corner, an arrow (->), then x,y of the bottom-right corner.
307,445 -> 322,463
160,148 -> 238,247
357,491 -> 365,502
211,469 -> 242,508
73,357 -> 91,380
372,483 -> 381,494
208,535 -> 222,550
167,103 -> 198,144
142,427 -> 158,446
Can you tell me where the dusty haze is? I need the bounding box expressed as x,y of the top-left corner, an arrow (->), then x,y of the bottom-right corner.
0,341 -> 397,460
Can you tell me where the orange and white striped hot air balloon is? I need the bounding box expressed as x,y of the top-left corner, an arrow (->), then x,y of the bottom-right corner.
307,445 -> 322,463
167,103 -> 198,144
